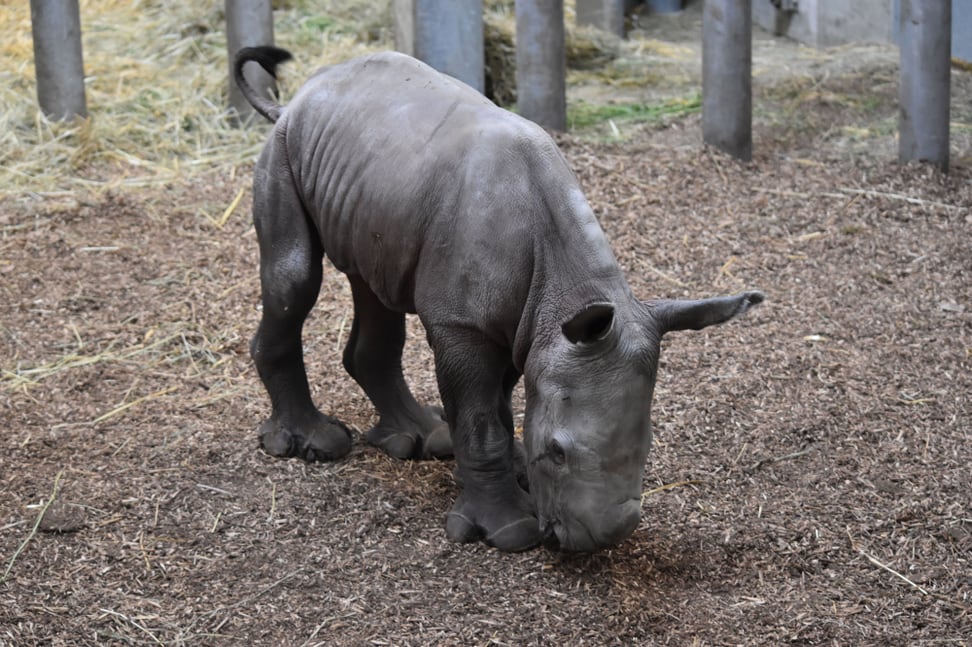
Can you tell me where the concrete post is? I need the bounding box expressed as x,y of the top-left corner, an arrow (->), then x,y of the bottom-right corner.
30,0 -> 87,121
226,0 -> 276,124
899,0 -> 951,171
394,0 -> 484,93
702,0 -> 752,161
576,0 -> 625,37
647,0 -> 685,12
515,0 -> 566,131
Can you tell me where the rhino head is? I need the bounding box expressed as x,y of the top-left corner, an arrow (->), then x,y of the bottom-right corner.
523,290 -> 763,552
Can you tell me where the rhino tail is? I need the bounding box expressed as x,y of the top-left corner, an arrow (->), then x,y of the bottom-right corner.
233,46 -> 293,123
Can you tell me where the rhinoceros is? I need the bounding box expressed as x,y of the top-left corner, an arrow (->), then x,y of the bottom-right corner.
234,46 -> 763,553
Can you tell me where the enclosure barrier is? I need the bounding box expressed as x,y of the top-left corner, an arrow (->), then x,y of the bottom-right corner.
702,0 -> 753,162
898,0 -> 951,171
30,0 -> 87,121
515,0 -> 568,130
226,0 -> 277,124
27,0 -> 955,170
394,0 -> 485,93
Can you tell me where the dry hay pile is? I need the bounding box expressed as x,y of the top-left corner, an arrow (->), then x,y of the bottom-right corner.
484,0 -> 622,106
0,0 -> 388,198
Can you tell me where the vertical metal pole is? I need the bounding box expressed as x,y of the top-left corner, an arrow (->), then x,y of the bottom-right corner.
30,0 -> 87,121
408,0 -> 484,93
702,0 -> 752,161
226,0 -> 276,124
393,0 -> 417,58
899,0 -> 951,171
576,0 -> 625,37
515,0 -> 566,131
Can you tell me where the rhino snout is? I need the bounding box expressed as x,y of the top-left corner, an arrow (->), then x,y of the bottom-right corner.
541,497 -> 641,552
540,519 -> 561,551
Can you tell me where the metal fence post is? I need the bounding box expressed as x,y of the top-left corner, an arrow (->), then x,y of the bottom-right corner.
30,0 -> 87,121
515,0 -> 566,131
226,0 -> 276,124
394,0 -> 484,93
899,0 -> 951,171
702,0 -> 752,161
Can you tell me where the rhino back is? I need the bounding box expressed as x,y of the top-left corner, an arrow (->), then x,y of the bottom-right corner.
278,54 -> 495,303
276,52 -> 623,355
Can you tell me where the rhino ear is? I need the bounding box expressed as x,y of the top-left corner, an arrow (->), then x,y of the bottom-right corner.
650,290 -> 764,335
562,303 -> 615,344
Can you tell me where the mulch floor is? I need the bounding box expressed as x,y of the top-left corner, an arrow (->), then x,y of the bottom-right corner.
2,62 -> 971,645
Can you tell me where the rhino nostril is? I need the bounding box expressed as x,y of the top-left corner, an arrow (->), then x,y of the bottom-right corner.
541,521 -> 560,550
547,439 -> 566,466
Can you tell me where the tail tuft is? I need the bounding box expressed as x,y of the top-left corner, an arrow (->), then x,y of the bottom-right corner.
233,46 -> 294,123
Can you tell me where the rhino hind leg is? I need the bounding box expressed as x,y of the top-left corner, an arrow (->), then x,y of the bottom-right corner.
251,172 -> 352,462
342,275 -> 452,460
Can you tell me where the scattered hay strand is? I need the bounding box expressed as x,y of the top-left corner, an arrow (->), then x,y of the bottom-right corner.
1,470 -> 64,584
745,445 -> 814,474
97,608 -> 165,646
856,547 -> 972,613
635,261 -> 688,288
216,185 -> 246,227
753,186 -> 963,212
642,479 -> 701,501
858,547 -> 931,596
2,325 -> 240,393
138,531 -> 153,573
185,567 -> 307,635
267,478 -> 277,523
837,187 -> 964,211
90,385 -> 180,425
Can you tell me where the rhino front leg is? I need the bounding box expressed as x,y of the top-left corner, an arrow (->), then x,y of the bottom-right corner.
342,275 -> 452,460
431,331 -> 540,552
250,167 -> 351,461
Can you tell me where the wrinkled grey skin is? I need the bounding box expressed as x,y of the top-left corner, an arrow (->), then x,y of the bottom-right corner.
234,47 -> 763,553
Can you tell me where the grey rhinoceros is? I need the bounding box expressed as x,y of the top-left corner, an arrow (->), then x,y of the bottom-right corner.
234,46 -> 763,553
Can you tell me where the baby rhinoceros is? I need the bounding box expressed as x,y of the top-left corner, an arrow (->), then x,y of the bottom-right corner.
235,46 -> 763,553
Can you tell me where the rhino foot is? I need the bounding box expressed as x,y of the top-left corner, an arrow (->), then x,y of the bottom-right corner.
454,438 -> 529,491
445,487 -> 541,552
366,405 -> 452,460
259,412 -> 352,462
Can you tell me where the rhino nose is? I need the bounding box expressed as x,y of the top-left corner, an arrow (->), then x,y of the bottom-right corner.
597,499 -> 641,547
559,498 -> 641,552
540,520 -> 560,550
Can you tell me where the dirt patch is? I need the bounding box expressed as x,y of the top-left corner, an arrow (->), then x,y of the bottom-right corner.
3,129 -> 970,644
2,5 -> 972,644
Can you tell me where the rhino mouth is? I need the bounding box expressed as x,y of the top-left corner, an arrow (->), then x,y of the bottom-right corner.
539,518 -> 599,553
540,497 -> 642,552
540,519 -> 563,551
